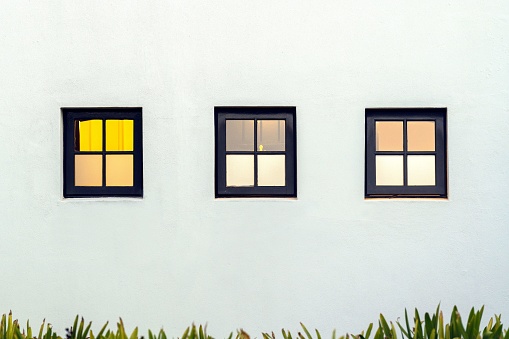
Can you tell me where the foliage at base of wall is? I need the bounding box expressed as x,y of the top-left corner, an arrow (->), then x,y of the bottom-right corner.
1,306 -> 507,339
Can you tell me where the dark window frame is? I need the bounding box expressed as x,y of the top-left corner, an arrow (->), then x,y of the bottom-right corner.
215,106 -> 297,198
365,108 -> 447,198
62,107 -> 143,198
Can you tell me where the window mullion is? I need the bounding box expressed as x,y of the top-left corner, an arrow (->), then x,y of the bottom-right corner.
403,119 -> 408,187
254,118 -> 258,187
102,119 -> 106,187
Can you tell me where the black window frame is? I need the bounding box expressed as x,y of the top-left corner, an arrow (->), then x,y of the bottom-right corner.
62,107 -> 143,198
365,108 -> 447,198
215,106 -> 297,198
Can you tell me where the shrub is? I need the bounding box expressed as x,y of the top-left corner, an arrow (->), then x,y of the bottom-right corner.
1,306 -> 507,339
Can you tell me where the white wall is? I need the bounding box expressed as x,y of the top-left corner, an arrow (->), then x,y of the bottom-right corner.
1,0 -> 508,336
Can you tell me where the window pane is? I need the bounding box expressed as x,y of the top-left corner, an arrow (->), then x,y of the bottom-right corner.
376,121 -> 403,151
407,121 -> 435,151
376,155 -> 403,186
226,120 -> 254,151
257,120 -> 285,151
257,155 -> 285,186
75,154 -> 102,186
106,155 -> 134,186
76,120 -> 102,151
226,155 -> 254,187
408,155 -> 435,186
106,120 -> 134,151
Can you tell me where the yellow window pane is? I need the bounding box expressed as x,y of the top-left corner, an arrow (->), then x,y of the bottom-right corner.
106,155 -> 134,186
75,155 -> 102,186
106,120 -> 134,151
76,120 -> 102,151
376,121 -> 403,151
407,121 -> 435,151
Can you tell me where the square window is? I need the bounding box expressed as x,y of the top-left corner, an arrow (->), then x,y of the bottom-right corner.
63,108 -> 143,198
215,107 -> 296,198
365,108 -> 447,198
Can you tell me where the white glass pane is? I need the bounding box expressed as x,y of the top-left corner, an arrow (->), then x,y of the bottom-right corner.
408,155 -> 435,186
226,155 -> 254,187
257,155 -> 285,186
226,120 -> 254,151
408,121 -> 435,151
376,121 -> 403,151
376,155 -> 403,186
257,120 -> 285,151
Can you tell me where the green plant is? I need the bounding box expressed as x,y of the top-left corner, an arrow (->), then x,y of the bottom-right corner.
1,312 -> 24,339
180,324 -> 213,339
1,306 -> 508,339
147,328 -> 166,339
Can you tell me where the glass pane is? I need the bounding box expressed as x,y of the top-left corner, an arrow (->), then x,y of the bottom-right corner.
257,120 -> 285,151
407,121 -> 435,151
75,120 -> 102,151
408,155 -> 435,186
106,155 -> 134,186
376,121 -> 403,151
226,120 -> 254,151
376,155 -> 403,186
226,155 -> 254,187
106,120 -> 134,151
257,155 -> 285,186
75,154 -> 102,186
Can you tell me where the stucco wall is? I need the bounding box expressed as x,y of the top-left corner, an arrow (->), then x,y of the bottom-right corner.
1,0 -> 508,336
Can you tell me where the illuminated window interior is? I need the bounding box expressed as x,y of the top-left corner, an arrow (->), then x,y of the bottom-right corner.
74,119 -> 135,187
374,120 -> 436,187
376,121 -> 403,151
225,119 -> 286,187
106,120 -> 134,151
76,120 -> 102,151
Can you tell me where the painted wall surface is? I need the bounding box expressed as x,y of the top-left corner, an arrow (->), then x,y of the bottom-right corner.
1,0 -> 508,336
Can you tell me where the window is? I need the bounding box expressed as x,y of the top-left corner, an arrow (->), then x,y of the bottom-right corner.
215,107 -> 296,198
63,108 -> 143,198
365,108 -> 447,198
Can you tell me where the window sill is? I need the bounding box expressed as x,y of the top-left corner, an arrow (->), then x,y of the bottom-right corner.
364,197 -> 448,201
60,197 -> 143,202
214,197 -> 298,201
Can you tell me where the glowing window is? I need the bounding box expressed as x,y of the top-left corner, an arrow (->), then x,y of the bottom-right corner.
365,108 -> 447,198
63,108 -> 143,198
215,107 -> 296,198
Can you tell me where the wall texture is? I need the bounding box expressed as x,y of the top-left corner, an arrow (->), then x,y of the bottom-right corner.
1,0 -> 508,336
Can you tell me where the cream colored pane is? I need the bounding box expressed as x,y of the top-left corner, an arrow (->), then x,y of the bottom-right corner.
408,121 -> 435,151
376,155 -> 403,186
257,155 -> 285,186
226,155 -> 254,187
257,120 -> 285,151
376,121 -> 403,151
106,120 -> 134,151
75,155 -> 102,186
226,120 -> 254,151
106,155 -> 134,186
76,120 -> 102,151
408,155 -> 435,186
